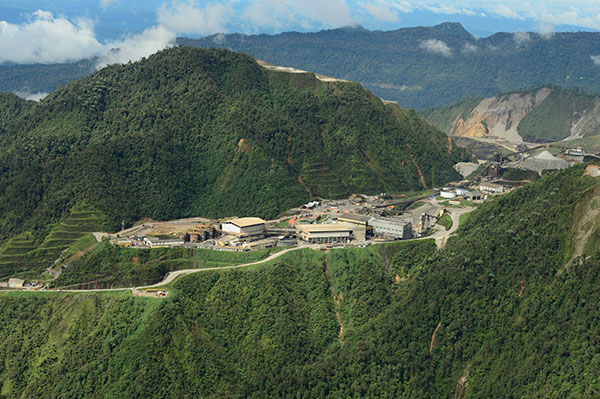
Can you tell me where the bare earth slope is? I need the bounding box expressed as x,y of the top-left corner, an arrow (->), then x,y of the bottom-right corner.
424,87 -> 600,145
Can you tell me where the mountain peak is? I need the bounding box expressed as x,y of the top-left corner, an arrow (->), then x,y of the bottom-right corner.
431,22 -> 472,38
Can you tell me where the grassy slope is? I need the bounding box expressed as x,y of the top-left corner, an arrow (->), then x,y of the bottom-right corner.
0,206 -> 108,280
1,166 -> 600,397
517,88 -> 598,142
50,244 -> 285,289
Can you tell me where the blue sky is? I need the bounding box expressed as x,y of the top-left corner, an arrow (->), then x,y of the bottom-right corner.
1,1 -> 599,64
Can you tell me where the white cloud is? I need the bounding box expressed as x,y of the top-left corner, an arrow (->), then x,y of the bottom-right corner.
462,42 -> 477,53
538,21 -> 555,39
390,1 -> 414,13
0,10 -> 177,67
242,0 -> 288,31
0,10 -> 104,63
591,55 -> 600,65
242,0 -> 356,32
513,31 -> 531,46
212,32 -> 226,44
287,0 -> 356,28
158,1 -> 232,36
422,4 -> 475,16
359,1 -> 400,22
14,91 -> 48,101
493,4 -> 523,20
420,39 -> 451,57
97,25 -> 176,68
100,0 -> 120,10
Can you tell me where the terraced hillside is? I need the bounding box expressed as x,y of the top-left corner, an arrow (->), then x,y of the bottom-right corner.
0,207 -> 108,279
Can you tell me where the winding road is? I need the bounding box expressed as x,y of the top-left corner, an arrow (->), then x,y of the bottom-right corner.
23,207 -> 475,296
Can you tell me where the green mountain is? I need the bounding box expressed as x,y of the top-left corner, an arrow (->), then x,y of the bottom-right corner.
0,59 -> 96,97
5,23 -> 600,110
422,86 -> 600,145
1,165 -> 599,397
180,24 -> 600,110
0,47 -> 467,278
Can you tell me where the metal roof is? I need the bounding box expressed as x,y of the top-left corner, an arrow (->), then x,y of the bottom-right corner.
368,217 -> 411,226
225,217 -> 266,228
337,214 -> 372,223
296,223 -> 355,233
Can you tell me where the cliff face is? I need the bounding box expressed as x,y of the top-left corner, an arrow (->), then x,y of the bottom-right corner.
448,88 -> 551,143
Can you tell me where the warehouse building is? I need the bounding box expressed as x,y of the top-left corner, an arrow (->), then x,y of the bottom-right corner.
440,188 -> 457,199
221,217 -> 266,237
369,218 -> 413,239
8,278 -> 25,288
337,213 -> 371,227
143,237 -> 185,248
479,182 -> 505,194
296,223 -> 354,243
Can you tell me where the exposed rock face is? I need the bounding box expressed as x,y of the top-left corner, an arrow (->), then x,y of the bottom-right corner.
569,100 -> 600,140
449,88 -> 551,143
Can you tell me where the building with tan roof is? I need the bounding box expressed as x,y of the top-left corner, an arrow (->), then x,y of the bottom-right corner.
296,223 -> 354,243
221,217 -> 266,237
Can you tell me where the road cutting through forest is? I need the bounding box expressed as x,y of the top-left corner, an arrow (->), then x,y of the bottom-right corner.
17,207 -> 474,296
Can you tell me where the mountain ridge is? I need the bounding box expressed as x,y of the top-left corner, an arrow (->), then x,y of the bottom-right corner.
4,23 -> 600,110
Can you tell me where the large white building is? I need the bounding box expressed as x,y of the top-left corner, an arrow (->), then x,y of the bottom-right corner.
221,217 -> 266,237
296,223 -> 354,243
479,183 -> 505,194
368,218 -> 413,239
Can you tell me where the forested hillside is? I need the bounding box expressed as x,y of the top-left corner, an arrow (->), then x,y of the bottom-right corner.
181,23 -> 600,110
0,47 -> 467,275
1,165 -> 599,397
0,60 -> 95,97
6,24 -> 600,110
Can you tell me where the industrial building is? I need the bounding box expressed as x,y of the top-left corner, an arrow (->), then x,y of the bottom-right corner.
455,187 -> 470,196
8,278 -> 25,288
440,188 -> 457,199
143,237 -> 185,248
411,204 -> 443,236
465,190 -> 482,200
296,223 -> 354,243
338,213 -> 371,227
369,218 -> 413,239
479,182 -> 505,194
221,217 -> 266,237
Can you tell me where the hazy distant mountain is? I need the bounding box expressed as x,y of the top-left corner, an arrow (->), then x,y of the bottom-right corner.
180,23 -> 600,109
3,23 -> 600,110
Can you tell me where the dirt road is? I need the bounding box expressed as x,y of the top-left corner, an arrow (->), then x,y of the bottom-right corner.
430,207 -> 473,249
